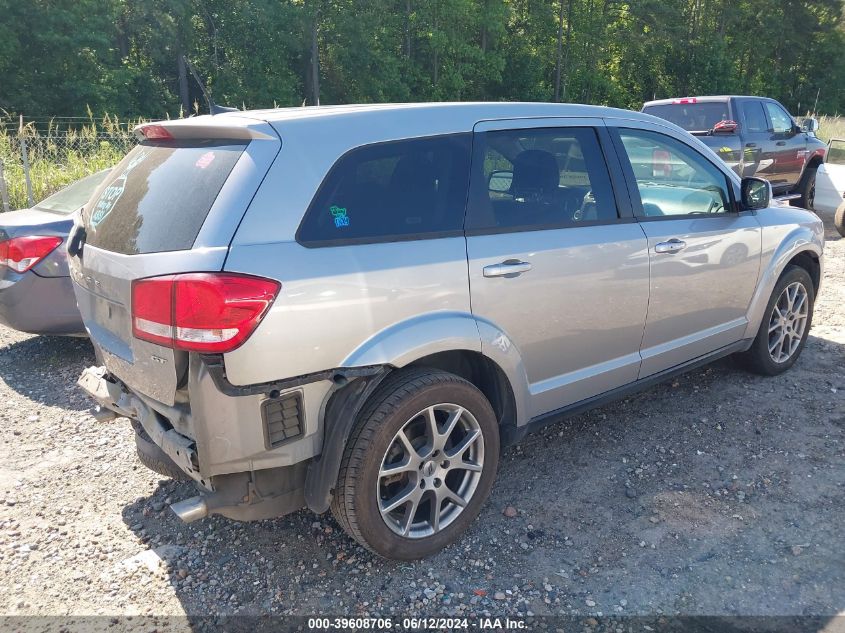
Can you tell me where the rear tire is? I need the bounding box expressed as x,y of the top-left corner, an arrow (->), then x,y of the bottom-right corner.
331,368 -> 500,560
737,265 -> 814,376
835,201 -> 845,238
133,422 -> 190,481
792,166 -> 817,209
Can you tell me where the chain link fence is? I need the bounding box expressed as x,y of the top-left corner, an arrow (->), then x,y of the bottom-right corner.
0,116 -> 140,212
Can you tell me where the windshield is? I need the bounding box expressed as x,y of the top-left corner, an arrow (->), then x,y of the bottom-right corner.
643,102 -> 732,132
35,169 -> 112,214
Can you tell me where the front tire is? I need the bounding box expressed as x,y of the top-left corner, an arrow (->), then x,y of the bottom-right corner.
792,166 -> 817,209
738,265 -> 814,376
331,368 -> 500,560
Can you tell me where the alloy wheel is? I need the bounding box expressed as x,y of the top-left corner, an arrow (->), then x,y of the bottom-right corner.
377,404 -> 484,539
767,281 -> 809,363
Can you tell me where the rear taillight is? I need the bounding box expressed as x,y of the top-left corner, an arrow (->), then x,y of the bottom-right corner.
0,236 -> 62,273
131,273 -> 280,353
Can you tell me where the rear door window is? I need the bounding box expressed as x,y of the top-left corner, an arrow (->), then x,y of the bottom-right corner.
741,101 -> 769,133
466,127 -> 617,232
84,141 -> 247,255
296,134 -> 471,246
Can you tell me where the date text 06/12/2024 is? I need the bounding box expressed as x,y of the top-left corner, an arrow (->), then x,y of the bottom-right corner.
307,617 -> 528,630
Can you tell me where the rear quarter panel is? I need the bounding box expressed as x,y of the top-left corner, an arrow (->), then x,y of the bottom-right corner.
222,239 -> 475,385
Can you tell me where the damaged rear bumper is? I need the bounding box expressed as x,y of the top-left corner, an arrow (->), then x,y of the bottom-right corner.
78,365 -> 202,481
77,365 -> 307,522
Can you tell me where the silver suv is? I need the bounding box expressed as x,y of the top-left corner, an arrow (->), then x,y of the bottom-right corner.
71,104 -> 824,560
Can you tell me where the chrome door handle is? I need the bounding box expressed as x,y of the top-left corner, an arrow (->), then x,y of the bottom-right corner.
654,239 -> 686,254
483,260 -> 533,277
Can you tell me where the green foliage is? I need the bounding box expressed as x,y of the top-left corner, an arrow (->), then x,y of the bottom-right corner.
0,116 -> 138,210
2,0 -> 844,210
0,0 -> 843,117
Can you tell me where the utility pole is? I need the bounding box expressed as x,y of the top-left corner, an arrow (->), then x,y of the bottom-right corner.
554,0 -> 564,102
310,6 -> 321,105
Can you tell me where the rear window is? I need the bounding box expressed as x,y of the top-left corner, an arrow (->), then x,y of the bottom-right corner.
296,134 -> 471,246
643,102 -> 731,132
84,140 -> 247,255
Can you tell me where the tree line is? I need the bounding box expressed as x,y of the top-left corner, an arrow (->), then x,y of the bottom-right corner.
1,0 -> 843,120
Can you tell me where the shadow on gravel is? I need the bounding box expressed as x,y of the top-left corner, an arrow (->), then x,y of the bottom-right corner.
0,334 -> 95,409
118,479 -> 331,620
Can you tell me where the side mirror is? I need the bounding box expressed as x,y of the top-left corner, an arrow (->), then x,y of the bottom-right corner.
488,170 -> 513,194
802,117 -> 819,133
741,177 -> 771,210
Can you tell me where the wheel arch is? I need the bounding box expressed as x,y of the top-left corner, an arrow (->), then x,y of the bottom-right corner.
341,311 -> 483,369
341,311 -> 531,425
798,154 -> 824,188
405,349 -> 519,441
787,249 -> 821,293
805,154 -> 824,174
743,230 -> 822,340
305,313 -> 530,514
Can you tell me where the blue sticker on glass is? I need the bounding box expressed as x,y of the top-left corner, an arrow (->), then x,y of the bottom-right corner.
90,149 -> 150,227
330,205 -> 349,228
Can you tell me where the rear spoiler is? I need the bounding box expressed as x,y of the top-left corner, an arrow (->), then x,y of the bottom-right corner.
133,119 -> 276,142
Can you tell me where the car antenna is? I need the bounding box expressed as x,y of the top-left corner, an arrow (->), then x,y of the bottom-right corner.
181,55 -> 238,115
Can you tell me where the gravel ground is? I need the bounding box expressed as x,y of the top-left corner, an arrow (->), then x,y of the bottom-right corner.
0,214 -> 843,623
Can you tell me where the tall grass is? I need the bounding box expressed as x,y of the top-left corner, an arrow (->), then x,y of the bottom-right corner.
0,114 -> 140,211
817,115 -> 845,143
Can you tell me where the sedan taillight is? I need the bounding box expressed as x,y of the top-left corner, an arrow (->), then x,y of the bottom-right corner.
0,236 -> 62,273
131,273 -> 280,353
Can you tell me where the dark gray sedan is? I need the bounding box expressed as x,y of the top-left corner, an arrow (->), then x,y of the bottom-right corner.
0,170 -> 110,334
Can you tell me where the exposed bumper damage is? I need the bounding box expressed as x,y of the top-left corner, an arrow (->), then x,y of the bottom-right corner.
78,366 -> 201,480
77,365 -> 307,523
